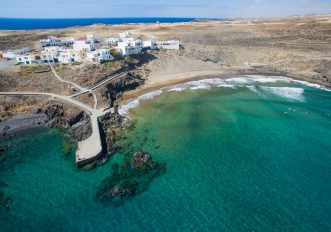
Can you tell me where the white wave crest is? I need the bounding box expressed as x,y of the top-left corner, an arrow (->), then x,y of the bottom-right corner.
224,76 -> 291,85
260,87 -> 304,101
217,84 -> 237,89
119,75 -> 330,116
118,90 -> 163,116
168,87 -> 185,92
190,85 -> 211,90
291,80 -> 331,92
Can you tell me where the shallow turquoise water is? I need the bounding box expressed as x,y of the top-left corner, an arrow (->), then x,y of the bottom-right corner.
1,77 -> 331,231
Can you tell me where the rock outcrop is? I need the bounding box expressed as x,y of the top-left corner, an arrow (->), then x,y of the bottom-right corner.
105,71 -> 145,106
43,104 -> 92,141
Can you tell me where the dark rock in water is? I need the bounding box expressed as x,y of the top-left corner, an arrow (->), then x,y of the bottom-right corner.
132,151 -> 151,167
0,191 -> 11,212
0,181 -> 8,189
0,147 -> 5,162
95,151 -> 166,206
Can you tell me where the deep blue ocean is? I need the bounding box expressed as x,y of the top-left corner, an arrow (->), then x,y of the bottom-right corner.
0,18 -> 196,30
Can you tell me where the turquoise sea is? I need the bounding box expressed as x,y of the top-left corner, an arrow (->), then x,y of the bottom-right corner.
1,76 -> 331,231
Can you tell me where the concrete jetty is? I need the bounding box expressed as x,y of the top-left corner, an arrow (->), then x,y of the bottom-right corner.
0,91 -> 108,166
75,112 -> 104,166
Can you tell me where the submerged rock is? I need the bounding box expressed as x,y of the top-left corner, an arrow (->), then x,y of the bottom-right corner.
0,147 -> 5,162
0,191 -> 11,212
95,151 -> 166,206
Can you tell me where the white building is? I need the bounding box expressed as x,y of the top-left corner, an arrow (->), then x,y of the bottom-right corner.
119,31 -> 131,39
143,40 -> 157,50
157,40 -> 180,50
106,37 -> 120,45
87,49 -> 114,62
16,53 -> 41,65
117,40 -> 143,56
41,46 -> 60,63
86,34 -> 98,43
40,36 -> 74,47
3,48 -> 33,59
58,49 -> 77,63
73,39 -> 97,51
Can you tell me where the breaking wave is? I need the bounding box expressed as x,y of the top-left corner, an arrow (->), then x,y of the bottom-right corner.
118,75 -> 329,116
260,87 -> 304,102
118,90 -> 163,115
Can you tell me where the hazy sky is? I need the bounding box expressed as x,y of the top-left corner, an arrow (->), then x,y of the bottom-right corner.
1,0 -> 331,18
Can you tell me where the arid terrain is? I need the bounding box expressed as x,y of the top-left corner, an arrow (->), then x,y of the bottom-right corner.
0,14 -> 330,120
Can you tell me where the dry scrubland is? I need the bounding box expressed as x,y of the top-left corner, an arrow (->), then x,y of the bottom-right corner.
0,15 -> 331,118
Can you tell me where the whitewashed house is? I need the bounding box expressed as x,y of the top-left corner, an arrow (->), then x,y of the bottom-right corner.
96,49 -> 114,62
58,49 -> 77,63
86,34 -> 98,43
106,37 -> 120,45
117,40 -> 143,56
119,31 -> 131,39
62,38 -> 75,46
40,36 -> 74,47
157,40 -> 180,50
41,46 -> 60,63
87,49 -> 114,62
3,48 -> 33,59
73,39 -> 97,51
143,40 -> 157,50
16,53 -> 41,65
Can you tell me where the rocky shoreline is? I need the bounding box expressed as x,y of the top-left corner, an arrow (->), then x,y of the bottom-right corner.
0,113 -> 46,137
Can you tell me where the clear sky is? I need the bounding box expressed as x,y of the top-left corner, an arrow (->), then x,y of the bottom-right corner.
1,0 -> 331,18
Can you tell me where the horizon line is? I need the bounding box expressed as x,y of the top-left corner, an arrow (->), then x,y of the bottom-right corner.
0,13 -> 330,20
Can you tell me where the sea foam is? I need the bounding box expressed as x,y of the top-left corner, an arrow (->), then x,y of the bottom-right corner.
119,75 -> 329,116
118,90 -> 163,116
260,87 -> 305,102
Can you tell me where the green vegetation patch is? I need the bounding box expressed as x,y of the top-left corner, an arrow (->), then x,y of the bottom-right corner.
19,65 -> 38,76
103,60 -> 116,67
110,48 -> 122,59
124,55 -> 139,64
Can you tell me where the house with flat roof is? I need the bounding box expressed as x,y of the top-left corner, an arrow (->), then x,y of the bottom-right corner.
119,31 -> 132,39
40,36 -> 74,47
143,40 -> 158,50
157,40 -> 180,50
106,37 -> 120,45
117,40 -> 143,56
87,49 -> 114,63
16,53 -> 41,65
58,49 -> 77,63
41,47 -> 60,63
3,48 -> 33,59
73,39 -> 97,52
